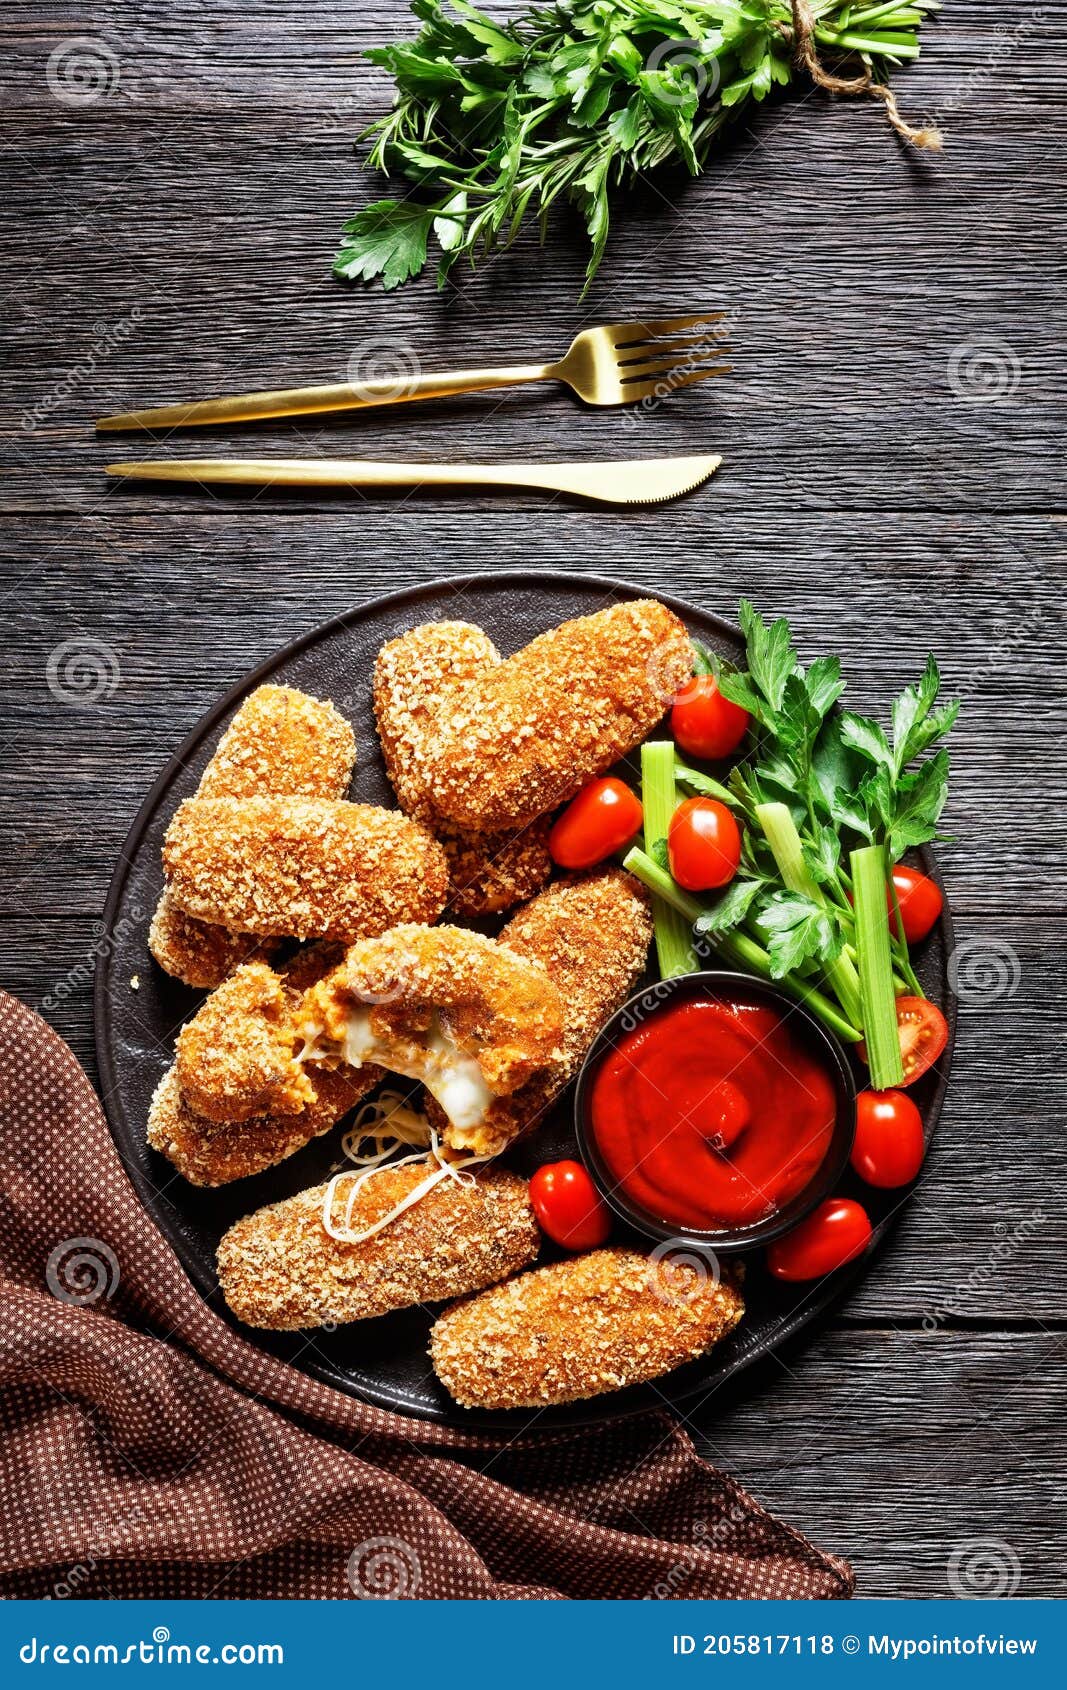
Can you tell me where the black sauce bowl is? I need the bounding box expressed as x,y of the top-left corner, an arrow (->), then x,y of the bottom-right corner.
574,970 -> 858,1255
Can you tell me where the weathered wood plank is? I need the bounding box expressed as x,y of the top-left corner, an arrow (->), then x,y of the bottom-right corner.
1,515 -> 1062,915
1,0 -> 1064,1594
686,1328 -> 1066,1599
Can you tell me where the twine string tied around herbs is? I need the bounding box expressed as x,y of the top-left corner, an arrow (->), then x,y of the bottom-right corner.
787,0 -> 944,152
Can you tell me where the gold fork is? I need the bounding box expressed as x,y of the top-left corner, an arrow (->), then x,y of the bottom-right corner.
95,314 -> 730,431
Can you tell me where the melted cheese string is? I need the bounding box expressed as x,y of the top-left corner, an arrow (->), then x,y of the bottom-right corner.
322,1091 -> 495,1245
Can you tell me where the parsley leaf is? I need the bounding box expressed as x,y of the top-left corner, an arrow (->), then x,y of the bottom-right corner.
757,892 -> 844,978
336,1 -> 941,292
334,200 -> 436,289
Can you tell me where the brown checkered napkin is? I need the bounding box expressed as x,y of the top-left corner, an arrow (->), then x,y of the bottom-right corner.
0,991 -> 853,1600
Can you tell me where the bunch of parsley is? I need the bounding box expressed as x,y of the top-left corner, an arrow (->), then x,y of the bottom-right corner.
336,0 -> 940,294
683,601 -> 958,997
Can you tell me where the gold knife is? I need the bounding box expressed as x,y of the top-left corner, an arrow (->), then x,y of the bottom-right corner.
104,455 -> 721,506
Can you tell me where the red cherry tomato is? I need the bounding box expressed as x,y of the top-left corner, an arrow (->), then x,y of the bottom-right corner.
529,1160 -> 612,1251
667,796 -> 741,891
766,1198 -> 873,1282
866,996 -> 949,1088
548,777 -> 642,871
851,1089 -> 925,1188
671,675 -> 749,761
890,865 -> 943,945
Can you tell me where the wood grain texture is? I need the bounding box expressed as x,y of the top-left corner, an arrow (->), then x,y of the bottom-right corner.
1,0 -> 1065,1599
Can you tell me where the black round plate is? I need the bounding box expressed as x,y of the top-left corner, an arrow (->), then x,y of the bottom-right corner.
94,571 -> 956,1430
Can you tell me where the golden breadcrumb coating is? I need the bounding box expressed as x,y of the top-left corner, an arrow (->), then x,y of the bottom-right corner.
216,1159 -> 540,1330
174,962 -> 314,1124
373,622 -> 500,823
374,601 -> 691,834
434,869 -> 652,1156
198,683 -> 356,802
373,624 -> 554,915
439,819 -> 553,918
431,1248 -> 745,1409
148,895 -> 278,990
146,1062 -> 377,1187
500,869 -> 652,1077
300,924 -> 564,1099
162,796 -> 449,942
149,684 -> 356,987
151,945 -> 366,1184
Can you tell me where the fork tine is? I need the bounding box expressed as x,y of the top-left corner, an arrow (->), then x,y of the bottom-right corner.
619,352 -> 732,384
607,312 -> 725,346
615,334 -> 730,368
621,364 -> 732,403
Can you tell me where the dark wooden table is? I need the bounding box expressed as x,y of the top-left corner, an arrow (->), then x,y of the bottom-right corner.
2,2 -> 1065,1599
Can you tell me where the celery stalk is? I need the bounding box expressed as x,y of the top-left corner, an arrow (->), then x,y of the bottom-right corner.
851,845 -> 905,1088
755,801 -> 865,1033
639,741 -> 697,977
623,847 -> 863,1044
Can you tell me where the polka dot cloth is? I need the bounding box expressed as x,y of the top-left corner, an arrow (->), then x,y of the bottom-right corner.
0,992 -> 853,1600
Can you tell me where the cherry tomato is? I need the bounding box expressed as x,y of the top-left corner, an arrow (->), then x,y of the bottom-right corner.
889,865 -> 943,945
671,675 -> 749,761
530,1160 -> 612,1251
667,796 -> 741,891
766,1198 -> 873,1282
548,777 -> 642,871
888,996 -> 949,1087
851,1089 -> 925,1188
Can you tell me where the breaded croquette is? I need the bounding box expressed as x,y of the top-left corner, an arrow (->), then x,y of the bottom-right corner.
372,623 -> 552,916
174,961 -> 315,1124
151,944 -> 371,1184
438,819 -> 552,918
299,925 -> 564,1134
374,602 -> 691,834
146,1061 -> 376,1187
431,869 -> 653,1156
162,796 -> 449,943
500,869 -> 652,1081
216,1160 -> 540,1329
148,895 -> 277,990
194,684 -> 356,803
430,1248 -> 745,1410
149,684 -> 356,987
373,622 -> 499,824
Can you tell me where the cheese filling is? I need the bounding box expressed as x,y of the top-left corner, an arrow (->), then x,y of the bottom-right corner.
342,1011 -> 493,1132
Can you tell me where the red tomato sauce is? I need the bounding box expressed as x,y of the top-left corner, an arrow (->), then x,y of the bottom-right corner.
589,998 -> 837,1231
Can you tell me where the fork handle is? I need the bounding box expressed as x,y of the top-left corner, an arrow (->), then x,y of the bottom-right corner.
97,364 -> 555,431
